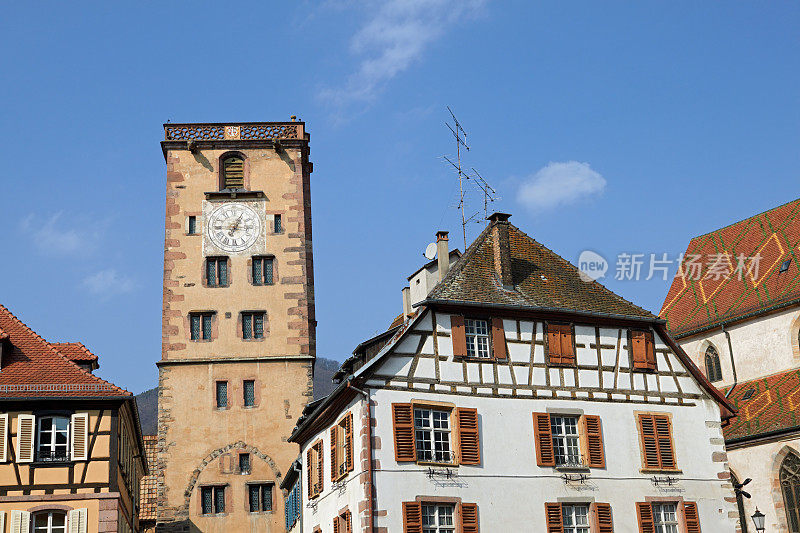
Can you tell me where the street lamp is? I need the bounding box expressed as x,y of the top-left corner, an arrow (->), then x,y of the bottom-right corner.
751,508 -> 765,532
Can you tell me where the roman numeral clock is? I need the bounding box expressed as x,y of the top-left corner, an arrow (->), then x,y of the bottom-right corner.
203,201 -> 267,255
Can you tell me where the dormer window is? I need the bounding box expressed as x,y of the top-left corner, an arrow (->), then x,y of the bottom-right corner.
222,156 -> 245,190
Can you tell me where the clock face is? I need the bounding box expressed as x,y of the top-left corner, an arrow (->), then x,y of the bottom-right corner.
206,203 -> 261,252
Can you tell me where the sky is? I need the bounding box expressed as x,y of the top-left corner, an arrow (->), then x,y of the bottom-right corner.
0,1 -> 798,395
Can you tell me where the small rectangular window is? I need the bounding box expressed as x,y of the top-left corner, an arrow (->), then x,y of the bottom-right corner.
274,214 -> 282,233
464,318 -> 490,358
248,483 -> 273,512
652,503 -> 679,532
561,504 -> 590,533
206,257 -> 229,287
188,216 -> 197,235
190,313 -> 214,341
414,407 -> 452,463
242,312 -> 266,339
201,485 -> 226,515
252,257 -> 274,285
243,380 -> 255,407
239,453 -> 251,474
421,504 -> 455,533
551,415 -> 581,467
216,381 -> 228,409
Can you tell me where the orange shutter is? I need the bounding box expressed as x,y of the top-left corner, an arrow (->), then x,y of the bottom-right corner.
644,331 -> 656,369
316,442 -> 324,494
345,412 -> 354,472
547,324 -> 562,365
403,502 -> 423,533
392,403 -> 416,462
560,325 -> 575,365
654,415 -> 676,469
451,315 -> 467,357
533,413 -> 555,467
681,501 -> 701,533
456,408 -> 481,465
636,502 -> 655,533
638,414 -> 660,469
593,503 -> 613,533
345,510 -> 352,533
583,415 -> 605,468
545,502 -> 563,533
631,330 -> 647,369
330,426 -> 338,481
491,318 -> 507,359
461,503 -> 479,533
306,448 -> 313,498
334,515 -> 340,533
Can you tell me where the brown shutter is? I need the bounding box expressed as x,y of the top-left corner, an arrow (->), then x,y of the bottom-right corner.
456,408 -> 480,465
306,448 -> 313,499
654,415 -> 676,469
560,325 -> 575,365
681,501 -> 701,533
334,515 -> 340,533
545,502 -> 563,533
330,426 -> 338,481
461,502 -> 479,533
346,510 -> 353,533
631,330 -> 647,369
547,324 -> 562,365
533,413 -> 555,467
638,414 -> 660,469
583,415 -> 605,468
345,413 -> 354,472
593,502 -> 613,533
636,502 -> 654,533
403,502 -> 423,533
451,315 -> 467,357
644,331 -> 656,369
491,318 -> 507,359
316,442 -> 324,493
392,403 -> 416,462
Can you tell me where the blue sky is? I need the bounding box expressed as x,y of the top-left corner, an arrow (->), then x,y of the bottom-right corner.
1,1 -> 798,394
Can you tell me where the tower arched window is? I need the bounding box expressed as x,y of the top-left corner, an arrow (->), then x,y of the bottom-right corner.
221,155 -> 245,190
781,451 -> 800,532
705,345 -> 723,382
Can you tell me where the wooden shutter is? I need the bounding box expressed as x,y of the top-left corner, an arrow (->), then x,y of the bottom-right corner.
333,515 -> 340,533
547,324 -> 562,365
593,503 -> 613,533
638,414 -> 660,469
402,502 -> 423,533
644,331 -> 656,369
533,413 -> 555,467
345,412 -> 354,472
315,442 -> 324,494
330,426 -> 339,481
456,408 -> 480,465
491,318 -> 507,359
635,502 -> 654,533
68,508 -> 87,533
345,510 -> 352,533
223,157 -> 244,188
583,415 -> 605,468
631,330 -> 647,369
0,414 -> 7,462
461,502 -> 479,533
306,448 -> 313,498
654,415 -> 675,469
681,501 -> 701,533
545,502 -> 563,533
559,325 -> 575,365
10,510 -> 30,533
451,315 -> 467,357
392,403 -> 416,462
71,413 -> 89,461
16,414 -> 35,463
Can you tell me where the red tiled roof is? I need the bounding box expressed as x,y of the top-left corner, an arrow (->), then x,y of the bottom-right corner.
722,368 -> 800,442
0,304 -> 130,397
139,435 -> 158,521
661,198 -> 800,337
50,342 -> 99,362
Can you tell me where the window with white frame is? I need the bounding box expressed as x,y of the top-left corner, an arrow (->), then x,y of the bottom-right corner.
561,504 -> 590,533
422,504 -> 455,533
551,415 -> 581,466
33,511 -> 67,533
414,408 -> 452,463
652,503 -> 679,533
464,318 -> 490,358
37,416 -> 70,462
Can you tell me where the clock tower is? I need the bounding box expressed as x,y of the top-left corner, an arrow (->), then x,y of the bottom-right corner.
156,121 -> 315,532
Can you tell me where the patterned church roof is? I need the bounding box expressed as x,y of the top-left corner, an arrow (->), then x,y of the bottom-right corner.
722,368 -> 800,442
660,198 -> 800,337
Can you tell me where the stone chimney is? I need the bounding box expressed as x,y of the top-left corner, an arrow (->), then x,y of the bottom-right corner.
436,231 -> 450,281
488,212 -> 513,289
401,287 -> 412,319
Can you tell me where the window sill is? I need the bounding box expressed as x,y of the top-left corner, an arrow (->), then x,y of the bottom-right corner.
205,190 -> 266,200
640,468 -> 683,475
200,513 -> 228,518
555,465 -> 590,473
249,510 -> 275,514
191,339 -> 214,343
416,461 -> 458,468
454,356 -> 496,363
31,460 -> 73,467
242,338 -> 266,342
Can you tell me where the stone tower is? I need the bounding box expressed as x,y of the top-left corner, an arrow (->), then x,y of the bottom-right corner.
156,121 -> 315,532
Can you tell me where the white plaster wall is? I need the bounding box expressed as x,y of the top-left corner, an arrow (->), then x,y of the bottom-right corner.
678,307 -> 800,386
370,388 -> 738,532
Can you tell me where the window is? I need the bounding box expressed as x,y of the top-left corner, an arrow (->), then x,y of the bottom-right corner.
781,452 -> 800,532
464,318 -> 490,358
422,504 -> 455,533
205,257 -> 228,287
637,413 -> 676,470
330,413 -> 353,481
188,216 -> 197,235
248,483 -> 273,512
274,214 -> 282,233
637,501 -> 699,533
243,380 -> 256,407
334,509 -> 352,533
546,502 -> 612,533
239,453 -> 251,474
33,511 -> 67,533
285,480 -> 302,530
201,486 -> 226,515
215,381 -> 228,409
551,416 -> 580,467
547,323 -> 575,366
533,413 -> 605,468
242,312 -> 265,339
652,503 -> 679,533
392,404 -> 480,465
37,416 -> 69,462
630,329 -> 656,371
307,440 -> 324,499
781,259 -> 792,273
252,256 -> 274,285
704,345 -> 723,382
561,504 -> 590,533
190,313 -> 213,341
414,407 -> 452,463
222,156 -> 244,189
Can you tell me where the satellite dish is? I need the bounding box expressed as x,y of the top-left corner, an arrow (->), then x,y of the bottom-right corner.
424,243 -> 437,260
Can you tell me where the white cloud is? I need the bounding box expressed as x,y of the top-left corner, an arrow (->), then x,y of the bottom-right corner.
517,161 -> 607,211
319,0 -> 485,108
82,269 -> 135,299
20,212 -> 104,255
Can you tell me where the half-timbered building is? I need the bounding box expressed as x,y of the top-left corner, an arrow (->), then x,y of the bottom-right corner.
289,213 -> 740,532
0,304 -> 147,533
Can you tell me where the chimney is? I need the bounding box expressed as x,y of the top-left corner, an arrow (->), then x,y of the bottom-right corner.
401,287 -> 411,319
436,231 -> 450,281
488,212 -> 513,289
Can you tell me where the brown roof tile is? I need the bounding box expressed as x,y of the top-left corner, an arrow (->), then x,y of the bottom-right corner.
50,342 -> 99,362
139,435 -> 158,521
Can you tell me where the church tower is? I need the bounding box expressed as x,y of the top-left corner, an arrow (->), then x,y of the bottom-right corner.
156,121 -> 315,532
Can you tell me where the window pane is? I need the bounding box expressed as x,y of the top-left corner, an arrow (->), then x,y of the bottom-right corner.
262,484 -> 273,511
216,382 -> 227,408
206,259 -> 216,287
274,214 -> 282,233
244,380 -> 255,407
249,484 -> 260,512
202,487 -> 213,514
264,258 -> 274,284
254,314 -> 264,339
214,486 -> 225,513
239,453 -> 251,473
188,216 -> 196,235
202,314 -> 212,340
253,258 -> 263,285
218,260 -> 228,286
190,315 -> 200,340
243,314 -> 252,339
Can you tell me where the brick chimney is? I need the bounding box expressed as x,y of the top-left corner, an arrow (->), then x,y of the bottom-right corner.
488,212 -> 513,289
436,231 -> 450,281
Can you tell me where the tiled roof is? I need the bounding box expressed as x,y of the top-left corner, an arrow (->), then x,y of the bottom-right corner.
426,221 -> 657,320
51,342 -> 99,362
139,435 -> 158,521
661,198 -> 800,337
0,304 -> 130,397
722,368 -> 800,442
